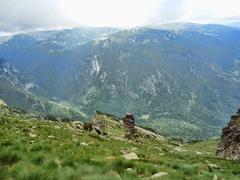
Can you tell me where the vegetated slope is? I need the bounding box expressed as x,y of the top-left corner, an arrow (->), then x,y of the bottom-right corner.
0,24 -> 240,140
67,26 -> 240,140
0,103 -> 240,179
0,27 -> 119,99
0,58 -> 84,119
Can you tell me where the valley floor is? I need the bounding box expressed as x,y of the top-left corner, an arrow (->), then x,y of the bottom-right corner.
1,110 -> 240,180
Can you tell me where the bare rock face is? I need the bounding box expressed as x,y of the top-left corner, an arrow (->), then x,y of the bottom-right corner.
216,109 -> 240,160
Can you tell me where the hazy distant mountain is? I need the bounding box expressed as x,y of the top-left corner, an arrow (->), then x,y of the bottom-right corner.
0,24 -> 240,139
0,35 -> 11,45
225,21 -> 240,29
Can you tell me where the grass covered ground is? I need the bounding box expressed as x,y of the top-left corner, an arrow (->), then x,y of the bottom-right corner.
1,109 -> 240,180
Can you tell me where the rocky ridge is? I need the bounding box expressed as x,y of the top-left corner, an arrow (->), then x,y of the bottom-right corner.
217,108 -> 240,160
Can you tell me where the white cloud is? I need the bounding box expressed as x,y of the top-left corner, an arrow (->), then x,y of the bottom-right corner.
182,0 -> 240,22
0,0 -> 239,33
58,0 -> 162,27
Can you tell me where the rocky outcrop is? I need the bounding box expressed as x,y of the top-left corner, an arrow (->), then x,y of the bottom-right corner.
0,99 -> 7,108
216,109 -> 240,160
0,99 -> 9,114
92,111 -> 165,141
72,121 -> 84,130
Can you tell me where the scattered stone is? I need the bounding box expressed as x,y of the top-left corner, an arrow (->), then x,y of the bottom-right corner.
29,133 -> 36,138
195,151 -> 203,155
48,135 -> 55,139
174,147 -> 187,152
213,174 -> 218,180
80,142 -> 88,146
122,152 -> 139,160
72,121 -> 84,129
151,172 -> 168,178
207,163 -> 218,169
54,159 -> 62,166
54,125 -> 61,129
126,168 -> 134,172
114,137 -> 127,142
217,108 -> 240,160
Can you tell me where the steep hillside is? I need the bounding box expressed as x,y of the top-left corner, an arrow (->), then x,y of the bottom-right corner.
1,24 -> 240,139
0,27 -> 119,99
1,103 -> 240,179
0,59 -> 84,119
68,26 -> 240,139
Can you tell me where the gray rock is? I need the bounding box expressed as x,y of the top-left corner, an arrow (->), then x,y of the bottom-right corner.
207,163 -> 218,169
72,121 -> 84,129
126,168 -> 133,172
151,172 -> 168,178
122,152 -> 139,160
80,142 -> 88,146
213,174 -> 218,180
29,133 -> 37,138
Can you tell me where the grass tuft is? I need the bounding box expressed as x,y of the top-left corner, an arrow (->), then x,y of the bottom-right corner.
0,149 -> 22,165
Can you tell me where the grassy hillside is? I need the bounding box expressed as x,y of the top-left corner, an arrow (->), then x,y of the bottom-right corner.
1,105 -> 240,179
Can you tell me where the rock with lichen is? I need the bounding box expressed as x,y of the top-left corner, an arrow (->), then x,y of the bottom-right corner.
216,108 -> 240,160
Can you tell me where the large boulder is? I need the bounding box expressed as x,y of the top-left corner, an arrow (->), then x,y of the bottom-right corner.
216,109 -> 240,160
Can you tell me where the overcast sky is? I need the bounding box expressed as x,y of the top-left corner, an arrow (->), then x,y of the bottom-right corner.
0,0 -> 240,33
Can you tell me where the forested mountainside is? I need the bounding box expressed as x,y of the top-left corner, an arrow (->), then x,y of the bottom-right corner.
1,24 -> 240,140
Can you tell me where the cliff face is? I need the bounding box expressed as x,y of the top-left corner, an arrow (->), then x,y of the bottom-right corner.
217,109 -> 240,160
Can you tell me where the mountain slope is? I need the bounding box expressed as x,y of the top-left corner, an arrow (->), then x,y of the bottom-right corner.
0,58 -> 85,119
67,26 -> 240,139
0,24 -> 240,139
1,104 -> 240,179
